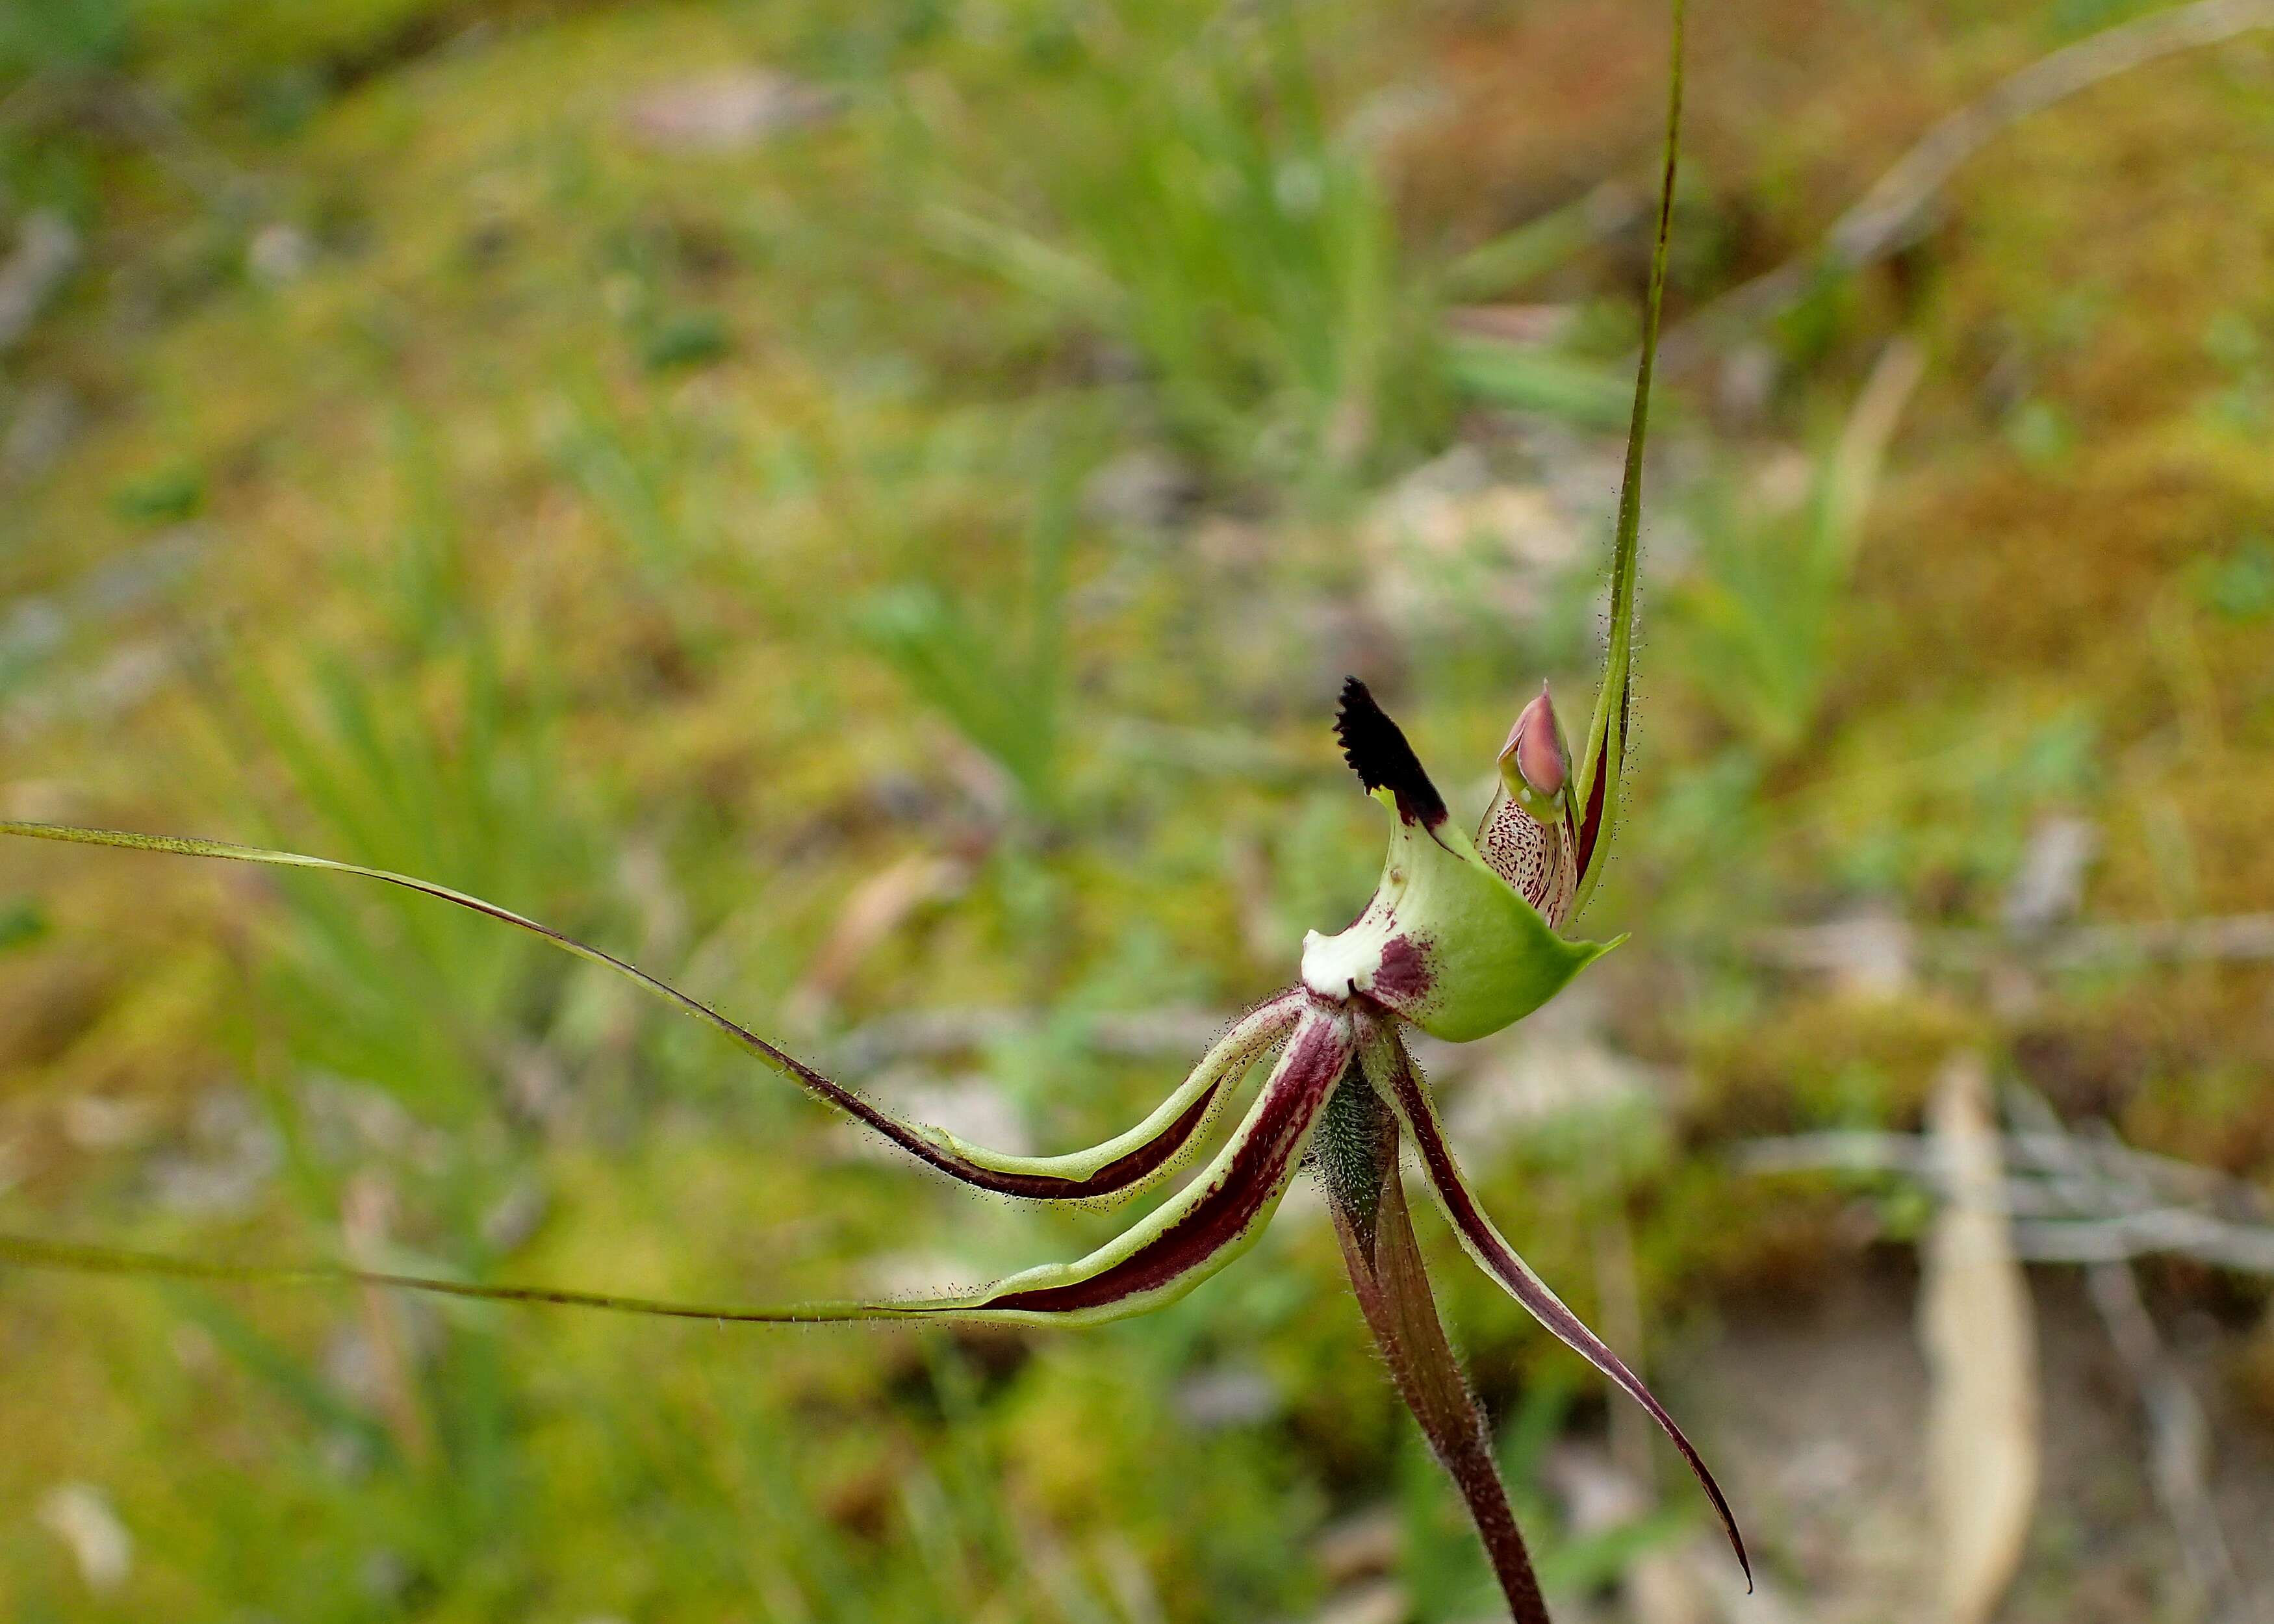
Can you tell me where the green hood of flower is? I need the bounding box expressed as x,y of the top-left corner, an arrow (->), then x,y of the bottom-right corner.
1302,787 -> 1617,1043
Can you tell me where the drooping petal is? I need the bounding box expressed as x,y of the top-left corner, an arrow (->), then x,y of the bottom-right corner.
0,821 -> 1288,1200
902,1000 -> 1354,1325
0,1232 -> 869,1324
1,1000 -> 1356,1332
1359,1023 -> 1750,1585
924,991 -> 1303,1197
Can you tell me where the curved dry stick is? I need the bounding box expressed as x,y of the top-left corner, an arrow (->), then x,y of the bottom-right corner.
1358,1022 -> 1750,1586
0,821 -> 1293,1201
0,1002 -> 1355,1330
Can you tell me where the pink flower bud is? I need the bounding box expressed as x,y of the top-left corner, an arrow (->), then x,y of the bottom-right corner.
1500,687 -> 1568,801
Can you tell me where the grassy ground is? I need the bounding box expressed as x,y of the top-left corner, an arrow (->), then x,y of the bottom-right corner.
2,1 -> 2271,1618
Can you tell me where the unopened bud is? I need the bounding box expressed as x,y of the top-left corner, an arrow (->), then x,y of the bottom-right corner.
1499,686 -> 1569,815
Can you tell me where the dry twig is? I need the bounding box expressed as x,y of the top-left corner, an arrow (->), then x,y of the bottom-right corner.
2005,1094 -> 2253,1623
1746,909 -> 2274,984
1672,0 -> 2274,351
1735,1128 -> 2274,1275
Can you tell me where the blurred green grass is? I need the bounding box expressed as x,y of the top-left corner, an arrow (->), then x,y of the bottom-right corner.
3,0 -> 2273,1617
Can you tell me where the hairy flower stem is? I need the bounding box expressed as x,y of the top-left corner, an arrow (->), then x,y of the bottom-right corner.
1319,1063 -> 1550,1624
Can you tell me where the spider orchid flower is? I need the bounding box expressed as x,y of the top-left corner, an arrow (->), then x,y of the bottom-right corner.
0,4 -> 1728,1612
0,678 -> 1745,1608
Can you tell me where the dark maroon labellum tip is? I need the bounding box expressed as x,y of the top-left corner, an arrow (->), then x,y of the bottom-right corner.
1335,677 -> 1449,829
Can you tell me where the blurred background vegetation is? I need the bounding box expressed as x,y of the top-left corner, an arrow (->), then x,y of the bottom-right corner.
1,0 -> 2271,1618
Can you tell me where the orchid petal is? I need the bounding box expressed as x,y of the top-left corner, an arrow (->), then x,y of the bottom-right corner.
0,822 -> 1285,1200
1358,1023 -> 1750,1585
1476,687 -> 1579,928
0,1232 -> 873,1324
928,991 -> 1303,1196
878,1000 -> 1354,1325
1475,784 -> 1578,930
2,1000 -> 1354,1332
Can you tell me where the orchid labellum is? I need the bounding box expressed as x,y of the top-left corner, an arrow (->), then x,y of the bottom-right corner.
0,2 -> 1737,1614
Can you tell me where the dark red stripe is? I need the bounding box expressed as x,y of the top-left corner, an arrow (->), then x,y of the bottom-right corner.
1577,673 -> 1630,881
990,1014 -> 1349,1313
1575,730 -> 1612,880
